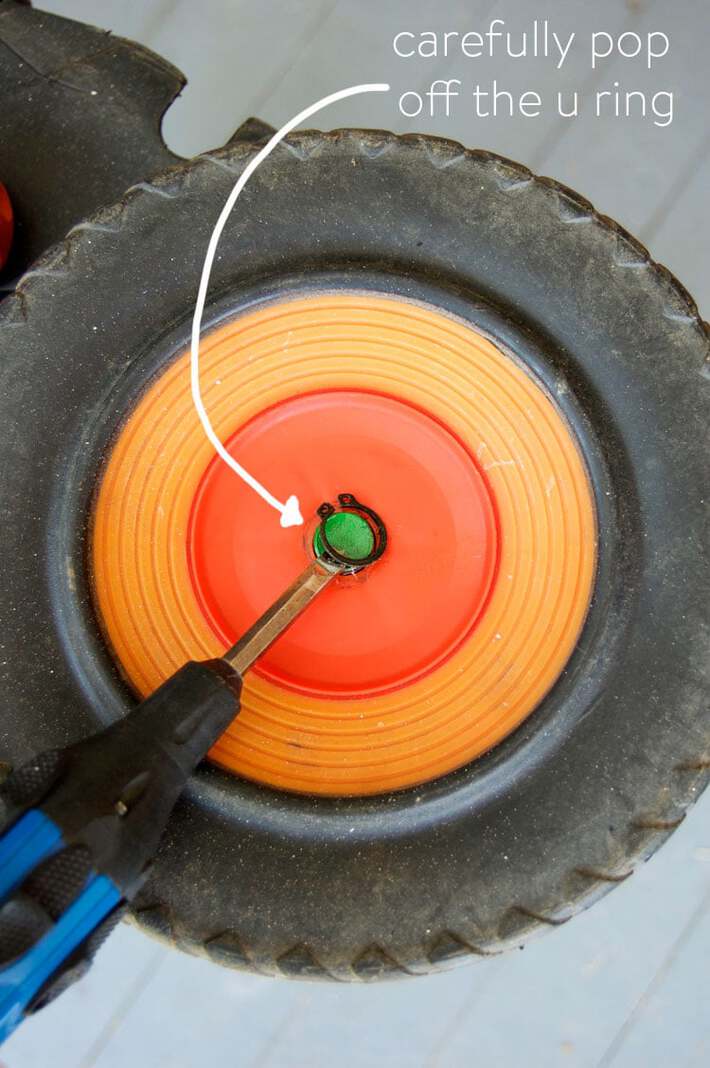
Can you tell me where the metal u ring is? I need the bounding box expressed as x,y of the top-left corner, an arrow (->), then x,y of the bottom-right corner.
315,493 -> 387,572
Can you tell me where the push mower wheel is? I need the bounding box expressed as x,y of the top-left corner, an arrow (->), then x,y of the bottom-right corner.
0,131 -> 707,979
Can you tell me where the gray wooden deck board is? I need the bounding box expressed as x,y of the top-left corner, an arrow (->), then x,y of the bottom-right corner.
540,0 -> 708,236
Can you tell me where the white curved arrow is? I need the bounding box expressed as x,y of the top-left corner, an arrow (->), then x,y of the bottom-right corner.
191,82 -> 391,528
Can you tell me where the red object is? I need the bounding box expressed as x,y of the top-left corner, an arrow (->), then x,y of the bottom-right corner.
0,183 -> 13,270
188,390 -> 499,699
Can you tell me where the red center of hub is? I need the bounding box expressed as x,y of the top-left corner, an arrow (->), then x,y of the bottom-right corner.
187,390 -> 498,698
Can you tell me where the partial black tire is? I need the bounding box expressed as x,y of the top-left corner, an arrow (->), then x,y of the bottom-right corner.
0,131 -> 708,979
0,0 -> 183,277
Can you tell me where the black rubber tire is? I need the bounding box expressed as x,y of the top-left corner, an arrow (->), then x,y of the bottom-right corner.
0,0 -> 183,277
0,131 -> 708,980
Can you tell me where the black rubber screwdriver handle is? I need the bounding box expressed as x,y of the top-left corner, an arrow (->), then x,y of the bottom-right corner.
35,659 -> 242,899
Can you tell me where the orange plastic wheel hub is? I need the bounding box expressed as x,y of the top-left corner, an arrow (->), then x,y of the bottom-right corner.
188,390 -> 498,698
92,293 -> 596,796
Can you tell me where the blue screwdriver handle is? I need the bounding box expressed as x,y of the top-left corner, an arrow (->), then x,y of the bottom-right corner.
0,810 -> 121,1042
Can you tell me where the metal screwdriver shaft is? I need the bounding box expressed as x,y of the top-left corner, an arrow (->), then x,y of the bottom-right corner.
224,560 -> 340,675
225,495 -> 387,676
